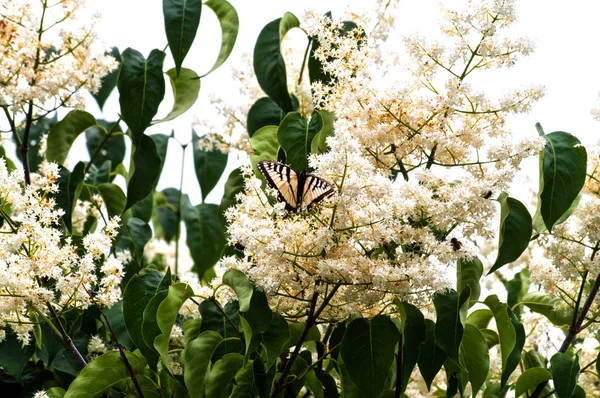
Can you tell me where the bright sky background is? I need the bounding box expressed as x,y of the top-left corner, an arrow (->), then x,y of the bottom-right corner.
87,0 -> 600,205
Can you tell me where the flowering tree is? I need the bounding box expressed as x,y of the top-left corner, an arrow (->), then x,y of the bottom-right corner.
0,0 -> 598,397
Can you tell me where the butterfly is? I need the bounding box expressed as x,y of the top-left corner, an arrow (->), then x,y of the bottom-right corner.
257,160 -> 335,212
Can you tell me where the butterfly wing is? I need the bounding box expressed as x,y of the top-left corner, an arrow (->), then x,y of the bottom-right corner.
301,173 -> 335,209
257,161 -> 300,210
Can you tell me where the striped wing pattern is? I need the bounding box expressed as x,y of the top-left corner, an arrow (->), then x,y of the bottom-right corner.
257,161 -> 334,211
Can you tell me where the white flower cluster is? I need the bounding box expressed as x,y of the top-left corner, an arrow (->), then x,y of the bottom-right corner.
0,0 -> 117,115
0,159 -> 124,345
224,0 -> 544,320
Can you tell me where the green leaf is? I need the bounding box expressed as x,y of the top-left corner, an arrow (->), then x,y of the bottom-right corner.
340,315 -> 400,398
481,328 -> 499,349
154,283 -> 195,371
489,193 -> 532,273
460,324 -> 489,395
249,126 -> 279,176
311,110 -> 335,154
222,269 -> 254,311
247,97 -> 282,136
192,131 -> 229,201
466,309 -> 493,329
46,387 -> 66,398
551,352 -> 580,398
55,162 -> 85,232
417,319 -> 447,390
92,47 -> 121,111
521,291 -> 573,326
253,15 -> 299,113
238,290 -> 272,356
287,321 -> 321,348
482,382 -> 509,398
126,217 -> 153,267
163,0 -> 202,76
118,48 -> 166,145
17,114 -> 56,172
261,312 -> 290,370
96,183 -> 126,218
198,300 -> 242,360
0,330 -> 35,382
126,134 -> 162,210
484,295 -> 525,388
122,268 -> 169,370
457,256 -> 483,307
433,288 -> 470,363
230,359 -> 256,398
182,199 -> 226,279
47,110 -> 97,165
515,368 -> 552,397
85,119 -> 125,175
63,351 -> 146,398
219,167 -> 245,228
206,353 -> 245,398
203,0 -> 239,76
277,111 -> 323,172
534,131 -> 587,232
85,160 -> 111,185
506,269 -> 528,319
155,188 -> 179,242
102,301 -> 131,349
398,303 -> 426,394
183,331 -> 223,398
153,67 -> 200,123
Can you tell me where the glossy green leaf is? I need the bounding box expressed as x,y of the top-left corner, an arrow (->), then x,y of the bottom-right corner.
311,110 -> 335,154
433,288 -> 470,363
203,0 -> 239,76
482,382 -> 509,398
118,48 -> 166,145
182,199 -> 226,279
156,68 -> 201,122
460,324 -> 489,395
489,193 -> 532,273
131,191 -> 155,223
222,269 -> 254,311
205,353 -> 245,398
253,15 -> 299,112
484,295 -> 525,388
126,217 -> 153,266
63,351 -> 146,398
46,387 -> 66,398
261,312 -> 290,370
140,290 -> 168,369
481,329 -> 500,349
155,188 -> 179,242
230,359 -> 256,398
515,368 -> 552,397
96,183 -> 126,218
572,385 -> 586,398
0,330 -> 35,383
199,300 -> 242,360
340,315 -> 400,398
466,309 -> 493,329
92,47 -> 121,110
17,114 -> 56,172
534,131 -> 587,232
55,162 -> 85,233
521,291 -> 573,326
249,126 -> 279,176
339,356 -> 369,398
551,352 -> 580,398
122,268 -> 169,371
85,119 -> 125,175
457,256 -> 483,307
219,167 -> 244,228
183,331 -> 223,398
417,319 -> 447,390
126,134 -> 162,210
506,269 -> 529,319
155,283 -> 195,371
163,0 -> 202,76
238,289 -> 272,357
399,303 -> 426,394
192,131 -> 229,201
597,350 -> 600,379
51,332 -> 90,377
102,301 -> 131,349
247,97 -> 282,136
277,111 -> 323,172
47,110 -> 97,165
85,160 -> 111,185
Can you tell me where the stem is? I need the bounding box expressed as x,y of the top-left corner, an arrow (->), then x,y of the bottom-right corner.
84,117 -> 122,174
530,272 -> 600,398
98,305 -> 144,398
175,143 -> 187,278
395,333 -> 403,398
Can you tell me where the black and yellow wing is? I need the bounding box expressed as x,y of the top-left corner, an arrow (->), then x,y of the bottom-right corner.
257,161 -> 301,210
257,161 -> 334,211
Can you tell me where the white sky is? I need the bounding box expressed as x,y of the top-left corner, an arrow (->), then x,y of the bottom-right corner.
87,0 -> 600,205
